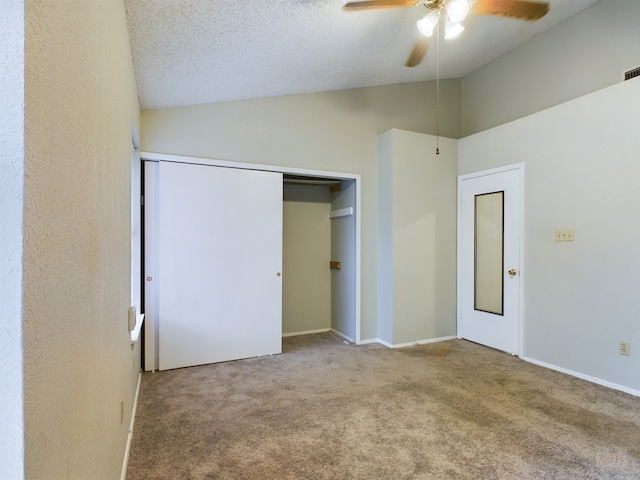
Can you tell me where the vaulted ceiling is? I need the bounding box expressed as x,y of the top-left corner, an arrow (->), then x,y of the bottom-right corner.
124,0 -> 600,109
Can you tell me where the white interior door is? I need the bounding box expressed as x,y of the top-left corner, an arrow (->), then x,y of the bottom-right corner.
157,161 -> 282,370
458,165 -> 523,355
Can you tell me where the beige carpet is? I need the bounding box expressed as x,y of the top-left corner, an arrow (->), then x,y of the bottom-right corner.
126,332 -> 640,479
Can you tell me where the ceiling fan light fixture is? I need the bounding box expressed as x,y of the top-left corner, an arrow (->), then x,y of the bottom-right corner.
417,11 -> 439,37
446,0 -> 470,23
444,20 -> 464,39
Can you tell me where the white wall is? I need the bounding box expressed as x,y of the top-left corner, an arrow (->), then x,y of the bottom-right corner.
378,129 -> 458,346
283,185 -> 332,334
0,0 -> 25,476
141,80 -> 461,340
461,0 -> 640,136
23,0 -> 142,477
458,79 -> 640,393
331,179 -> 358,341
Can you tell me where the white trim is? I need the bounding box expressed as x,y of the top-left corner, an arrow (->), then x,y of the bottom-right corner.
376,338 -> 394,349
457,162 -> 525,357
357,338 -> 380,345
330,207 -> 353,219
282,328 -> 331,338
354,177 -> 362,345
141,151 -> 358,181
376,336 -> 457,349
331,328 -> 355,344
270,328 -> 356,345
120,372 -> 142,480
130,314 -> 144,345
131,122 -> 140,150
457,162 -> 524,182
141,151 -> 363,361
517,165 -> 525,357
524,357 -> 640,398
131,149 -> 143,326
143,161 -> 159,371
456,178 -> 462,351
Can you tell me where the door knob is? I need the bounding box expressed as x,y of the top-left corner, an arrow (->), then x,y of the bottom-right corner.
508,269 -> 517,276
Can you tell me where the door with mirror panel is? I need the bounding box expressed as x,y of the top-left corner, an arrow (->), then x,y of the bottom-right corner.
458,165 -> 523,355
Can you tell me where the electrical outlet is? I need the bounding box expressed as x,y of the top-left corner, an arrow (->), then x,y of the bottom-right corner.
555,229 -> 574,242
619,341 -> 630,356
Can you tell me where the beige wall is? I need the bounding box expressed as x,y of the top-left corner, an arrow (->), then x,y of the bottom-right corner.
378,129 -> 458,346
283,185 -> 332,334
23,0 -> 141,478
461,0 -> 640,136
141,79 -> 460,340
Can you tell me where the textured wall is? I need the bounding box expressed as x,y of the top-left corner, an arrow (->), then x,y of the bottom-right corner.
459,79 -> 640,393
0,0 -> 25,477
141,79 -> 460,341
461,0 -> 640,136
23,0 -> 141,478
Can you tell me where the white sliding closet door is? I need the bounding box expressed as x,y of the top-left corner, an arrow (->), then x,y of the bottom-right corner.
157,161 -> 283,370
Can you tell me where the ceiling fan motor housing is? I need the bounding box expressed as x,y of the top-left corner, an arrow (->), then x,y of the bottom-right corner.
446,0 -> 471,23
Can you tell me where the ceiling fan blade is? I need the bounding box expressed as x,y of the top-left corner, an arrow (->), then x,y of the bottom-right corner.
405,35 -> 430,67
343,0 -> 419,11
470,0 -> 550,21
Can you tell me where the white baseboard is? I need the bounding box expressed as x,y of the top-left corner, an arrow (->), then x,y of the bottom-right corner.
331,329 -> 355,344
357,338 -> 380,345
523,357 -> 640,397
373,335 -> 457,349
282,328 -> 331,338
281,328 -> 357,344
400,335 -> 457,348
120,372 -> 142,480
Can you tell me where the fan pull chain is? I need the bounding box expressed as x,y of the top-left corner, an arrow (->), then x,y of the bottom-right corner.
435,21 -> 440,155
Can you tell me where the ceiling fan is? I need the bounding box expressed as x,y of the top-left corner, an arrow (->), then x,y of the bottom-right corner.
342,0 -> 550,67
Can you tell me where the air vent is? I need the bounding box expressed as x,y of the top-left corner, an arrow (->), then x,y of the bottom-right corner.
624,66 -> 640,81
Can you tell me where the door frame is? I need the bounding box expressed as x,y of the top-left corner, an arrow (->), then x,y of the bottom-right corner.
456,163 -> 525,357
142,151 -> 362,371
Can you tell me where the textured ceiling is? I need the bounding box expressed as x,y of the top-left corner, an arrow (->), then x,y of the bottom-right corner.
125,0 -> 600,109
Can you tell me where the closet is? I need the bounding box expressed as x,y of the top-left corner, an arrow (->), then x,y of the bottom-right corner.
282,177 -> 356,341
143,156 -> 359,371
